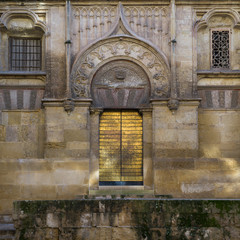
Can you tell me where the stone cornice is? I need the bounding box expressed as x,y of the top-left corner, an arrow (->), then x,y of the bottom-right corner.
197,70 -> 240,76
151,99 -> 201,106
0,71 -> 46,76
42,98 -> 92,107
0,1 -> 239,6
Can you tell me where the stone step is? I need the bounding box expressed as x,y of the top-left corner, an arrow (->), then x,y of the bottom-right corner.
0,232 -> 15,240
76,193 -> 173,199
0,224 -> 15,231
0,216 -> 13,224
0,215 -> 15,240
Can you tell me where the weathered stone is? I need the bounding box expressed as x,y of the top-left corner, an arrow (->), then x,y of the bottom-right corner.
0,0 -> 239,218
64,129 -> 89,142
0,125 -> 5,141
7,112 -> 21,125
13,199 -> 240,240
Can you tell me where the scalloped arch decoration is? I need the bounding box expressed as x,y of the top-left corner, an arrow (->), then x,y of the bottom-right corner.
70,36 -> 170,100
195,8 -> 240,30
0,8 -> 47,32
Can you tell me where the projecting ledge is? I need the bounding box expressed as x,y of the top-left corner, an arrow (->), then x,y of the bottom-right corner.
88,188 -> 154,196
151,99 -> 201,107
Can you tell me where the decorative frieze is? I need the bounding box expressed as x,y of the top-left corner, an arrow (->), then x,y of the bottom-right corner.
72,5 -> 170,54
0,89 -> 44,110
123,6 -> 169,50
72,6 -> 117,48
198,89 -> 240,109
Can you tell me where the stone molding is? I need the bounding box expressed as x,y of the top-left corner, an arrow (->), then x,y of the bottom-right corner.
0,8 -> 47,33
151,99 -> 201,107
72,3 -> 170,53
71,37 -> 170,100
195,8 -> 240,30
42,99 -> 92,107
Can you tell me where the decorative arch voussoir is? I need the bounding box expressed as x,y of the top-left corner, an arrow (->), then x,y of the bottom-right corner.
71,36 -> 170,100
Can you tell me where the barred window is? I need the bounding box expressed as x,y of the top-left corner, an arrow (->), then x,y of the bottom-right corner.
211,30 -> 230,69
10,38 -> 42,71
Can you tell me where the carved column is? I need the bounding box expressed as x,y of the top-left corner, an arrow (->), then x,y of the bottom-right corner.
89,108 -> 103,191
64,0 -> 74,114
140,108 -> 153,190
168,0 -> 179,112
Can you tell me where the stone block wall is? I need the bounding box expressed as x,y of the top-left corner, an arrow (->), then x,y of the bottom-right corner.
153,101 -> 199,158
44,106 -> 90,159
0,159 -> 89,214
0,0 -> 240,216
0,110 -> 44,159
13,199 -> 240,240
154,157 -> 240,198
199,109 -> 240,158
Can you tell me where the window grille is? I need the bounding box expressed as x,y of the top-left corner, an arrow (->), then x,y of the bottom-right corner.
212,30 -> 230,69
10,38 -> 41,71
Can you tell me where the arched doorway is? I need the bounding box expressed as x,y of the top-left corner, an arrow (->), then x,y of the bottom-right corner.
70,36 -> 170,192
91,60 -> 150,186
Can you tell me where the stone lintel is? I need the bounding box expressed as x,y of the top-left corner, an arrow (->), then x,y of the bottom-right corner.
139,108 -> 153,113
0,72 -> 46,76
42,98 -> 92,107
198,85 -> 240,90
199,108 -> 240,112
151,99 -> 201,106
1,109 -> 40,112
0,73 -> 46,88
197,70 -> 240,76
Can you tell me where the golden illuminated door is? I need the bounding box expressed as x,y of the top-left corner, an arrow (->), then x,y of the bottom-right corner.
99,110 -> 143,185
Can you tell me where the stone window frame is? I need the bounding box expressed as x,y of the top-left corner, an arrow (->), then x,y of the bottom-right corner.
210,28 -> 232,70
8,36 -> 42,72
89,107 -> 153,193
0,9 -> 47,73
6,30 -> 46,73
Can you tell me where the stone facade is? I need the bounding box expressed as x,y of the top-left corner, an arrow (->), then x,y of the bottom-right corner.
0,0 -> 240,216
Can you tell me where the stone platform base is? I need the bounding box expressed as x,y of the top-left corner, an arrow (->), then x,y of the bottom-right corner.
13,197 -> 240,239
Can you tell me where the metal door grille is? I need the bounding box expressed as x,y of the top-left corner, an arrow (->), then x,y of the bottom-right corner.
10,37 -> 41,71
99,110 -> 143,186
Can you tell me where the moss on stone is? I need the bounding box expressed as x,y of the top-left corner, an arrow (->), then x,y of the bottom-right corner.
14,199 -> 240,239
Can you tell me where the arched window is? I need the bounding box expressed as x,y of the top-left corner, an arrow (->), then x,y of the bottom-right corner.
0,9 -> 47,72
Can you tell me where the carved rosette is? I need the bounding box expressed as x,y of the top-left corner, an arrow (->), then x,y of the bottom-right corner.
71,37 -> 170,100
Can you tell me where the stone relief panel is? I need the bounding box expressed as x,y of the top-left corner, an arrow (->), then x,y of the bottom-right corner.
71,5 -> 170,59
71,37 -> 170,100
72,6 -> 117,50
123,6 -> 170,56
91,60 -> 150,108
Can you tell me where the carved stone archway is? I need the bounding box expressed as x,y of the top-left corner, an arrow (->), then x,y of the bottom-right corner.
70,36 -> 170,101
91,59 -> 150,108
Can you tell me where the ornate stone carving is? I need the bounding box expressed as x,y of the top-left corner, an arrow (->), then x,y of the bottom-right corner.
71,37 -> 170,100
167,98 -> 179,113
195,8 -> 240,30
63,98 -> 75,115
123,6 -> 170,52
72,6 -> 117,49
0,9 -> 47,33
71,4 -> 170,57
91,60 -> 150,108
